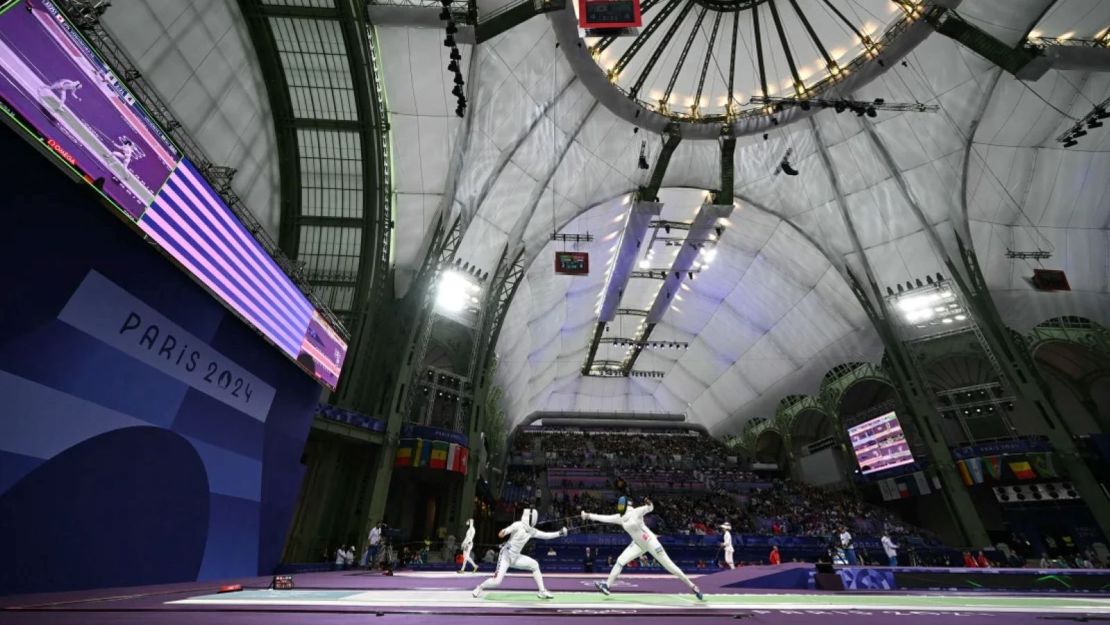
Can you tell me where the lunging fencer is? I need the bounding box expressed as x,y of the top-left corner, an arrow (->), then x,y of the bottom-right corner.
472,508 -> 566,599
720,522 -> 735,569
582,497 -> 703,600
459,518 -> 479,573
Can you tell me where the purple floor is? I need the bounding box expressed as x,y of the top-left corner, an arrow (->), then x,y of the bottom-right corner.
1,567 -> 1106,625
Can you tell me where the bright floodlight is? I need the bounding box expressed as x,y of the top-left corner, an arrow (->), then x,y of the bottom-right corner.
436,270 -> 480,314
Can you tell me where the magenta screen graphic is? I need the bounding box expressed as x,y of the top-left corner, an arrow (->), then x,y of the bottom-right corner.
0,0 -> 347,388
848,411 -> 915,476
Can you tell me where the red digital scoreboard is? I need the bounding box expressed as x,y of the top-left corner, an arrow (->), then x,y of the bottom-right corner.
578,0 -> 642,29
555,251 -> 589,275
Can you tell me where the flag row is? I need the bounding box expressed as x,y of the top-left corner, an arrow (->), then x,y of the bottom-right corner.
395,438 -> 469,474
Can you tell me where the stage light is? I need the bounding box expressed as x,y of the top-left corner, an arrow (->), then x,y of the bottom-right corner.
1064,139 -> 1078,148
436,269 -> 481,313
439,7 -> 450,19
452,84 -> 463,97
1088,120 -> 1103,129
450,47 -> 461,61
1073,129 -> 1087,138
454,73 -> 464,85
446,21 -> 457,35
639,259 -> 650,269
448,59 -> 459,73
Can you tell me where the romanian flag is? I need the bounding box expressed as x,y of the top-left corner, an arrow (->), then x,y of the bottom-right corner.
956,460 -> 973,486
430,441 -> 450,469
394,439 -> 414,467
1009,460 -> 1036,480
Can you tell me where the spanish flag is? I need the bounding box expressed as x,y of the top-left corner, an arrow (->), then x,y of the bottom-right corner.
956,460 -> 973,486
1009,460 -> 1036,480
430,441 -> 450,469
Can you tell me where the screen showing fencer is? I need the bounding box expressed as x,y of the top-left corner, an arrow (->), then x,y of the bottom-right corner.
0,0 -> 347,389
847,411 -> 914,475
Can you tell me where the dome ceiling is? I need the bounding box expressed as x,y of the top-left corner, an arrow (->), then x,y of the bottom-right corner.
581,0 -> 922,121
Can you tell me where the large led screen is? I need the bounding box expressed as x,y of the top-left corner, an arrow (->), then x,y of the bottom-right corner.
0,0 -> 346,389
848,411 -> 914,476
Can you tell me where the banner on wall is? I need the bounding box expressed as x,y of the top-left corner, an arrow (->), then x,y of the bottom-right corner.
399,423 -> 468,447
951,438 -> 1052,460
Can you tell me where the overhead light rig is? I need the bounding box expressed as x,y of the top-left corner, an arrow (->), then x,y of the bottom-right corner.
1005,249 -> 1052,260
600,338 -> 688,349
630,268 -> 702,280
749,95 -> 939,117
440,0 -> 466,118
552,232 -> 594,243
1056,96 -> 1109,148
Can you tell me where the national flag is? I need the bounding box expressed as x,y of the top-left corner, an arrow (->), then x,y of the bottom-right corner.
1030,452 -> 1057,478
913,471 -> 931,495
982,456 -> 1002,481
1009,460 -> 1036,480
394,439 -> 414,467
447,444 -> 458,472
966,457 -> 985,484
449,444 -> 469,473
898,481 -> 911,498
430,441 -> 450,469
956,461 -> 973,486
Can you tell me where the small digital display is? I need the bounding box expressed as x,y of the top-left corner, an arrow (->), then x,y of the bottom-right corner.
848,411 -> 914,475
579,0 -> 641,29
554,251 -> 589,275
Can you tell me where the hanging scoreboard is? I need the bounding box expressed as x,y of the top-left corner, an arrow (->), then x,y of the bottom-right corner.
554,251 -> 589,275
578,0 -> 642,29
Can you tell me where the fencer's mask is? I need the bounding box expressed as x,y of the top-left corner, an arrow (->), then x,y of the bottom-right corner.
521,508 -> 538,528
466,518 -> 473,528
720,522 -> 732,531
616,496 -> 628,514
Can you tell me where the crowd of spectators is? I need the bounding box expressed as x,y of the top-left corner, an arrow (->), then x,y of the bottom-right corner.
513,429 -> 944,546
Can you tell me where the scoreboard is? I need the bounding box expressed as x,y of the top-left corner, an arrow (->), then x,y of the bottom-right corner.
578,0 -> 642,29
554,251 -> 590,275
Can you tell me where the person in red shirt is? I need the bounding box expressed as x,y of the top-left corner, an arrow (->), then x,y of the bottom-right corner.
769,545 -> 781,565
962,551 -> 978,568
976,551 -> 991,568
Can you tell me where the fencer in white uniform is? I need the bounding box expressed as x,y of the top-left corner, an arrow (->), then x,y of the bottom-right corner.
720,522 -> 735,569
472,508 -> 566,599
582,497 -> 703,600
459,518 -> 479,573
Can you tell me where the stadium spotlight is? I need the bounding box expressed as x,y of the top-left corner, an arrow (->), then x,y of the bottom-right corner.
436,270 -> 481,314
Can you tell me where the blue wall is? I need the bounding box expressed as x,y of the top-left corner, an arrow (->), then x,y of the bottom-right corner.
0,124 -> 322,595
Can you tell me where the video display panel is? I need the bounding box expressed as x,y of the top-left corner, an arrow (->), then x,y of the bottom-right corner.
848,411 -> 915,475
0,0 -> 347,389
